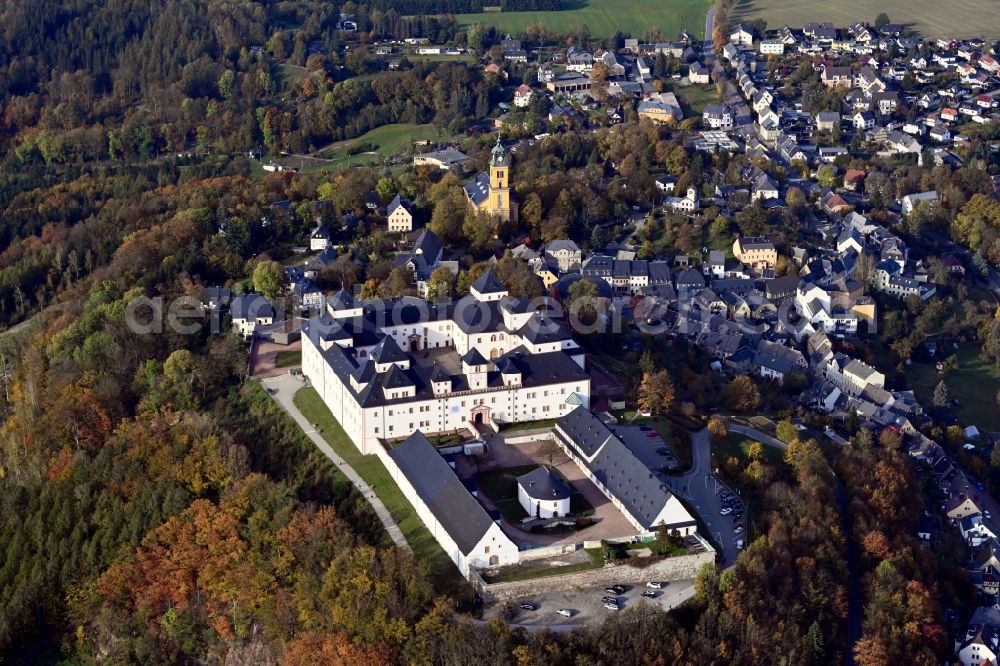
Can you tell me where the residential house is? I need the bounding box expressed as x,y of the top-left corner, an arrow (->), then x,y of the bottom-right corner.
956,624 -> 1000,666
231,293 -> 275,340
900,190 -> 939,215
387,195 -> 414,233
310,224 -> 331,250
703,104 -> 733,129
730,23 -> 754,46
733,236 -> 778,269
544,240 -> 583,272
513,84 -> 533,108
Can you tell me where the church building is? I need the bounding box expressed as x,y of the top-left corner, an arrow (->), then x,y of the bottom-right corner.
464,135 -> 518,222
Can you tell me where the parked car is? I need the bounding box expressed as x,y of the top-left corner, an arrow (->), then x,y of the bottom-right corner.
736,539 -> 744,550
604,587 -> 618,595
638,424 -> 652,431
602,596 -> 618,604
519,603 -> 536,611
646,581 -> 663,589
656,447 -> 670,455
641,590 -> 657,598
720,507 -> 732,516
613,585 -> 626,594
557,608 -> 574,617
734,526 -> 744,535
603,602 -> 620,611
645,431 -> 659,438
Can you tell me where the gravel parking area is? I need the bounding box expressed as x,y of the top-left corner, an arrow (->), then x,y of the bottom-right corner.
486,579 -> 696,628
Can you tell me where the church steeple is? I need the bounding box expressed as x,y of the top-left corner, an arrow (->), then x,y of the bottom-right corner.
489,133 -> 509,192
490,133 -> 509,167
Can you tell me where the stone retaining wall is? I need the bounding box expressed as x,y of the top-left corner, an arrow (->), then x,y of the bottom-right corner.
476,550 -> 715,603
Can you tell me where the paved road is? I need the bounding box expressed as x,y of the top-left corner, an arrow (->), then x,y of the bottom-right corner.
661,428 -> 743,565
729,423 -> 787,451
260,373 -> 411,552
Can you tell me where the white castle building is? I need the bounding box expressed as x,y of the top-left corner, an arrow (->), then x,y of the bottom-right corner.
302,270 -> 592,454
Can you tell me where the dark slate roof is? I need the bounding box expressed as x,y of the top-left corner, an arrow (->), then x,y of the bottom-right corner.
370,336 -> 408,364
231,293 -> 274,320
452,295 -> 502,334
429,365 -> 451,382
387,194 -> 412,216
464,172 -> 491,207
517,466 -> 571,500
329,288 -> 355,310
517,315 -> 570,345
413,228 -> 442,257
389,432 -> 496,555
555,408 -> 684,529
472,269 -> 507,294
203,286 -> 232,306
462,347 -> 488,366
676,268 -> 706,288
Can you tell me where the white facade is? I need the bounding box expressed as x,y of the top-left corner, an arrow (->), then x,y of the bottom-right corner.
387,198 -> 413,232
302,284 -> 591,454
759,40 -> 785,55
383,445 -> 518,575
517,482 -> 571,519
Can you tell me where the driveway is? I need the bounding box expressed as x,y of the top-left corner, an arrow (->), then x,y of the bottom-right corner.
665,428 -> 744,565
251,339 -> 300,378
259,373 -> 410,552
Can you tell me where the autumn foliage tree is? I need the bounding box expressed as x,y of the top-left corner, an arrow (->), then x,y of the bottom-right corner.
638,369 -> 676,417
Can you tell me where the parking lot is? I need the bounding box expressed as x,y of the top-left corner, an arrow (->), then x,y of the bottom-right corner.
614,424 -> 681,474
485,579 -> 696,628
617,426 -> 746,566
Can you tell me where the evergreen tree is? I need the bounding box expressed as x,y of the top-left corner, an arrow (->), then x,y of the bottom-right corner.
932,380 -> 950,407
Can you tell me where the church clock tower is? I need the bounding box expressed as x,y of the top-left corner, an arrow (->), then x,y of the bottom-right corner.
489,134 -> 512,215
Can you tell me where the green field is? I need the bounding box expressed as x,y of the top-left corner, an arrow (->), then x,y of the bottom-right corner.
316,123 -> 444,166
903,343 -> 1000,431
675,84 -> 719,116
293,387 -> 471,600
456,0 -> 711,40
731,0 -> 1000,39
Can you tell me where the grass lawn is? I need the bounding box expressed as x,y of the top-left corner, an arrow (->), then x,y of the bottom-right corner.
674,83 -> 719,116
293,387 -> 472,600
484,547 -> 605,583
277,63 -> 307,91
732,0 -> 1000,38
714,432 -> 786,467
407,53 -> 478,65
274,350 -> 301,368
316,123 -> 443,164
498,418 -> 559,431
455,0 -> 711,40
477,465 -> 595,520
903,343 -> 1000,431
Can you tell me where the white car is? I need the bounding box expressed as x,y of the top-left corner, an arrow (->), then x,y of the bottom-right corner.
557,608 -> 574,617
734,526 -> 744,535
720,507 -> 732,516
603,602 -> 620,611
646,581 -> 663,589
